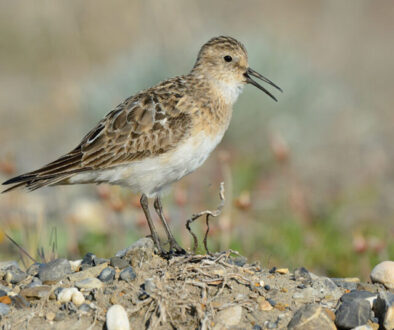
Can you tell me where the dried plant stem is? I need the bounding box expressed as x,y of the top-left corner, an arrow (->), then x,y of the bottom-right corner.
186,182 -> 225,254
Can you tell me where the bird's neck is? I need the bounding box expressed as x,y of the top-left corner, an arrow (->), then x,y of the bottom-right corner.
189,71 -> 243,105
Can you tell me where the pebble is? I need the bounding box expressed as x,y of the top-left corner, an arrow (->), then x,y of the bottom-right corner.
26,263 -> 41,276
252,325 -> 262,330
213,305 -> 242,329
78,303 -> 92,313
69,259 -> 82,272
228,256 -> 247,267
341,290 -> 377,307
5,266 -> 27,284
75,278 -> 104,290
46,311 -> 56,321
20,285 -> 52,299
312,276 -> 342,301
110,257 -> 129,269
0,296 -> 11,305
0,289 -> 7,297
292,287 -> 315,303
25,277 -> 43,288
71,291 -> 85,306
94,258 -> 109,265
0,261 -> 19,271
331,277 -> 359,291
0,303 -> 10,316
119,267 -> 136,282
335,299 -> 372,329
115,237 -> 154,265
11,295 -> 30,309
264,284 -> 271,291
143,278 -> 156,295
38,258 -> 72,283
294,267 -> 312,286
81,253 -> 96,266
370,261 -> 394,290
106,304 -> 130,330
257,296 -> 273,311
98,267 -> 116,282
373,291 -> 394,330
287,304 -> 336,330
352,325 -> 373,330
275,268 -> 289,275
57,288 -> 78,304
54,312 -> 66,321
264,320 -> 277,329
68,262 -> 108,282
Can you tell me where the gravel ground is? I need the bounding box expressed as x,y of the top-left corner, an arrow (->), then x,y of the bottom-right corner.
0,238 -> 393,330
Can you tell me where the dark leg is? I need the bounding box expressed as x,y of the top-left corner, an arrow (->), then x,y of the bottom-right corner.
153,196 -> 186,254
140,194 -> 164,255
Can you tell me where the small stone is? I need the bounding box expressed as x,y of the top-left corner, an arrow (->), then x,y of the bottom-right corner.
288,304 -> 336,330
116,237 -> 154,267
68,262 -> 108,282
78,303 -> 92,313
335,299 -> 372,329
143,278 -> 156,295
75,278 -> 104,290
252,325 -> 262,330
269,267 -> 277,274
213,305 -> 242,329
94,258 -> 109,265
228,256 -> 247,267
370,261 -> 394,289
25,277 -> 43,288
46,311 -> 56,321
110,257 -> 129,269
373,291 -> 394,330
57,288 -> 78,303
0,261 -> 19,270
340,290 -> 377,307
38,258 -> 72,283
0,289 -> 7,297
119,267 -> 136,282
264,284 -> 271,291
267,298 -> 276,307
20,285 -> 51,299
54,312 -> 66,321
294,267 -> 312,285
26,263 -> 42,276
71,291 -> 85,306
312,276 -> 343,301
4,266 -> 27,284
264,320 -> 277,329
275,268 -> 289,275
331,278 -> 359,291
81,253 -> 96,267
0,303 -> 10,316
98,267 -> 116,282
11,295 -> 30,309
0,296 -> 11,304
257,296 -> 273,311
69,259 -> 82,272
106,304 -> 130,330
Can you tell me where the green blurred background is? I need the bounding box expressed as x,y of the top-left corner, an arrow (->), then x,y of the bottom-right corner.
1,1 -> 393,280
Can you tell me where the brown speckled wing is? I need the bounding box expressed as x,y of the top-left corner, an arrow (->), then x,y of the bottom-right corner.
2,77 -> 193,191
80,84 -> 192,169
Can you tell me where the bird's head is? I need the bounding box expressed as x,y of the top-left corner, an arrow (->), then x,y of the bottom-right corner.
192,36 -> 282,104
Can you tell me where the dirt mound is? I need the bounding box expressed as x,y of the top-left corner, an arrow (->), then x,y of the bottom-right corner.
0,238 -> 391,329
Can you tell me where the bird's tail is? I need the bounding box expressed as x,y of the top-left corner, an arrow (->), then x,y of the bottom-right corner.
2,150 -> 85,193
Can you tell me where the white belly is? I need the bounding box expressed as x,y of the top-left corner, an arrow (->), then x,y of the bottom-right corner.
69,131 -> 225,197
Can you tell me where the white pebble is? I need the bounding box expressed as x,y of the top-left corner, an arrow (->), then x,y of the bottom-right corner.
71,290 -> 85,306
69,259 -> 83,272
370,261 -> 394,289
106,304 -> 130,330
57,287 -> 78,303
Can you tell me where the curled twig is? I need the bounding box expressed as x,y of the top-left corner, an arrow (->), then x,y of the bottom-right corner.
186,182 -> 225,254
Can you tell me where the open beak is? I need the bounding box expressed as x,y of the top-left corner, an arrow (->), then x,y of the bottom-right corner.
244,68 -> 283,102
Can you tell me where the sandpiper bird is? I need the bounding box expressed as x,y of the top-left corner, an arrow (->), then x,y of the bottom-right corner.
3,36 -> 281,256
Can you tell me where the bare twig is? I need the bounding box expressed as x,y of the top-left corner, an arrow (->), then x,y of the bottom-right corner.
186,182 -> 225,254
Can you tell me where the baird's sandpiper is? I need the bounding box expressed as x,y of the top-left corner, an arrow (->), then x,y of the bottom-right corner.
3,36 -> 282,256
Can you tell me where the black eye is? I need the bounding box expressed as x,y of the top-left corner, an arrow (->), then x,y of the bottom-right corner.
224,55 -> 232,62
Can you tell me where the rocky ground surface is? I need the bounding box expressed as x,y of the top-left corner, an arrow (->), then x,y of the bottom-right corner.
0,238 -> 393,330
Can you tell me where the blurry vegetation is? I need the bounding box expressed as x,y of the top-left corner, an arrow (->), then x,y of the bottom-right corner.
1,1 -> 393,280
